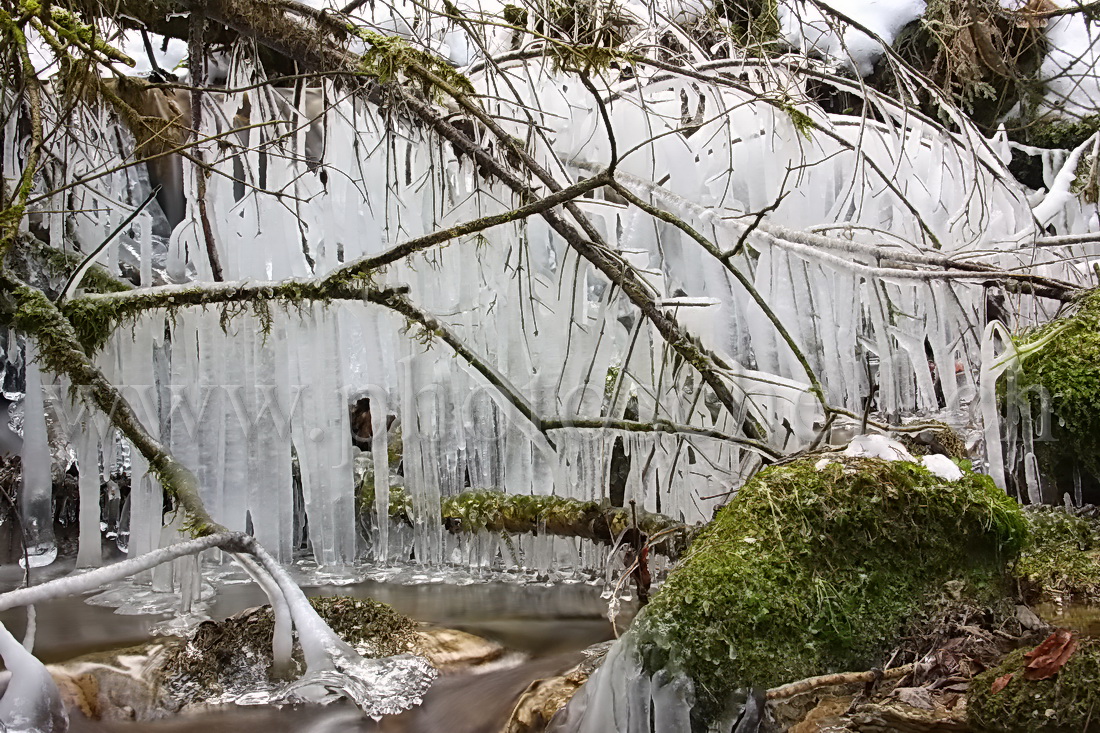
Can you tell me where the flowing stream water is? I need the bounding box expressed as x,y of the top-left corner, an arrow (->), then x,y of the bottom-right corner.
0,557 -> 629,732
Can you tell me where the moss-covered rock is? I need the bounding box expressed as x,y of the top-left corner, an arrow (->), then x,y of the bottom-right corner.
969,638 -> 1100,732
633,456 -> 1027,726
160,596 -> 419,706
1016,289 -> 1100,500
1017,507 -> 1100,602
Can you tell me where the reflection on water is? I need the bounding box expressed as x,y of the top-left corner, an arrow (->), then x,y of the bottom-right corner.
0,557 -> 629,732
1034,600 -> 1100,637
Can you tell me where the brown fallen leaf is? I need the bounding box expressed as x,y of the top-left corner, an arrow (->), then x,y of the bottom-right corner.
991,672 -> 1014,694
1022,629 -> 1078,681
1016,0 -> 1061,29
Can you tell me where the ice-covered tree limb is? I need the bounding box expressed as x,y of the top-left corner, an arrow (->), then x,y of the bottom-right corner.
67,276 -> 785,458
129,0 -> 766,435
594,164 -> 1079,300
0,532 -> 436,718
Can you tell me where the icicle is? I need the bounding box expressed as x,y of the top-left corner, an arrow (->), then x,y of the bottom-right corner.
245,311 -> 294,564
19,341 -> 56,569
119,317 -> 163,573
371,386 -> 391,564
74,422 -> 102,568
289,306 -> 356,566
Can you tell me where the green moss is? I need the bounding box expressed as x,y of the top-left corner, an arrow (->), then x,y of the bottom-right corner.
354,29 -> 474,100
1022,115 -> 1100,151
359,482 -> 414,526
502,3 -> 528,26
634,456 -> 1026,726
782,102 -> 814,139
969,639 -> 1100,732
6,284 -> 95,377
358,485 -> 694,556
1017,508 -> 1100,602
897,424 -> 969,461
1015,289 -> 1100,492
36,244 -> 133,295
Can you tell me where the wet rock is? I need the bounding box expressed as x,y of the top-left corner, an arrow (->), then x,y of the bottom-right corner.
46,641 -> 181,723
504,641 -> 611,733
415,627 -> 506,671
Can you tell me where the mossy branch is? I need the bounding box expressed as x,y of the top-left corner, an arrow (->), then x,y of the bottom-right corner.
362,487 -> 698,559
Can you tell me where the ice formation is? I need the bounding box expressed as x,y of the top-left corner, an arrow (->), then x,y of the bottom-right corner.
19,342 -> 56,569
0,621 -> 67,733
548,629 -> 743,733
6,0 -> 1100,727
6,15 -> 1092,582
842,434 -> 915,462
779,0 -> 927,76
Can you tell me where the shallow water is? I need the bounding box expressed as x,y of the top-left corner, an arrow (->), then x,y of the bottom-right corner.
0,557 -> 626,732
1034,600 -> 1100,637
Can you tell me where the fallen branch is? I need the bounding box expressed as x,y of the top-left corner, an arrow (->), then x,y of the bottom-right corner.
765,664 -> 915,700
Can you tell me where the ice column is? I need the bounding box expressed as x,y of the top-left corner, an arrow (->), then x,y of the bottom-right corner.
19,341 -> 56,568
118,317 -> 163,568
74,423 -> 102,568
290,306 -> 356,566
245,312 -> 294,563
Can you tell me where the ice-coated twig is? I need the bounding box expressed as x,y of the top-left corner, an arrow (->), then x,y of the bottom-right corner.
0,533 -> 246,613
0,532 -> 436,720
232,552 -> 294,676
0,619 -> 66,733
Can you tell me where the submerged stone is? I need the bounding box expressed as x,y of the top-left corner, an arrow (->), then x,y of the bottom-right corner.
631,455 -> 1027,726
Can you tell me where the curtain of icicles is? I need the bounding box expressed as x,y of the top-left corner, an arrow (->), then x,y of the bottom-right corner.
17,49 -> 1097,577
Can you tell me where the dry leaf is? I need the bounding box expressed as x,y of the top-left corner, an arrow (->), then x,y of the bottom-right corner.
1022,629 -> 1078,681
1016,0 -> 1060,29
991,672 -> 1014,694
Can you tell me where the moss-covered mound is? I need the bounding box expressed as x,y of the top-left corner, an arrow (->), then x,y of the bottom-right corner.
634,456 -> 1027,725
161,596 -> 419,706
1016,289 -> 1100,498
1018,508 -> 1100,602
969,638 -> 1100,732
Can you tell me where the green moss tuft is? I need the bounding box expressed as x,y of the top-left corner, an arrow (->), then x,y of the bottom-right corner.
355,29 -> 475,100
634,456 -> 1026,726
1023,115 -> 1100,150
969,639 -> 1100,732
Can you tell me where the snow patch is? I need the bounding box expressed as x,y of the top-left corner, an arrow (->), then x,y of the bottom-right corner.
843,434 -> 916,462
779,0 -> 927,76
920,453 -> 963,482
